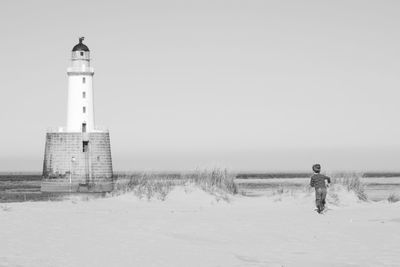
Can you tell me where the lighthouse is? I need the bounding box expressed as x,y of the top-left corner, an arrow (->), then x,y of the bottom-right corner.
41,37 -> 113,192
67,37 -> 95,132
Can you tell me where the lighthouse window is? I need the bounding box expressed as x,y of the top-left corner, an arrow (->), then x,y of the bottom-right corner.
82,92 -> 86,98
82,77 -> 86,83
80,52 -> 84,56
83,106 -> 86,113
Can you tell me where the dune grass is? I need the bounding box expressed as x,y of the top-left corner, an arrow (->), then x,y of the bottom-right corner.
186,169 -> 238,195
112,170 -> 371,203
113,169 -> 238,201
329,172 -> 368,201
112,173 -> 178,201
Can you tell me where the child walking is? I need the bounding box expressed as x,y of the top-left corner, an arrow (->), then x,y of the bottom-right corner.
310,164 -> 331,213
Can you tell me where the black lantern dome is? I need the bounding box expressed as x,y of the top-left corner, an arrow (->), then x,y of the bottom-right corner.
72,37 -> 89,52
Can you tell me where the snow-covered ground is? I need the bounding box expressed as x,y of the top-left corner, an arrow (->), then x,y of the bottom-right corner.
1,186 -> 399,267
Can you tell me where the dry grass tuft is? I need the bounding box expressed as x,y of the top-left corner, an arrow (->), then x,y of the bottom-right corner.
113,173 -> 179,201
329,172 -> 368,201
387,193 -> 400,203
272,185 -> 297,197
185,169 -> 238,196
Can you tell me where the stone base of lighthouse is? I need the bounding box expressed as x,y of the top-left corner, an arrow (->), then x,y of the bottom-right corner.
41,131 -> 113,193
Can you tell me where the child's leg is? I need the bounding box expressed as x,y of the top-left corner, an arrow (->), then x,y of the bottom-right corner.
315,189 -> 323,212
321,188 -> 327,210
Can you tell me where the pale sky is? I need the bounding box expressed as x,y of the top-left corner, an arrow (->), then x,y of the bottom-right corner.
1,0 -> 400,172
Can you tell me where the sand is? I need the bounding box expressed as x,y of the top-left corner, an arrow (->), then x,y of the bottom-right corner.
1,186 -> 399,267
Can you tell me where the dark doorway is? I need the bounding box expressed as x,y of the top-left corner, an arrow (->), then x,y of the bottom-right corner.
83,141 -> 89,152
82,123 -> 87,133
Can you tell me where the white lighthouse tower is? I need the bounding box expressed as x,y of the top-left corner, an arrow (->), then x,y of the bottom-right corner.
67,37 -> 95,132
41,37 -> 113,193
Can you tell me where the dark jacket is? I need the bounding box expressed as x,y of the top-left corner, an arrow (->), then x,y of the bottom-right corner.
310,174 -> 331,189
